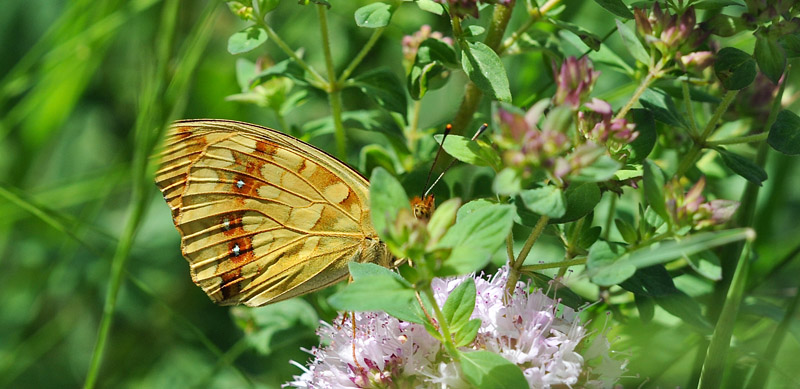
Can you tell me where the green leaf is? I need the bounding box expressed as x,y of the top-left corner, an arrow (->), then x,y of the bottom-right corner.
457,199 -> 494,220
643,160 -> 668,223
593,0 -> 633,18
768,110 -> 800,155
415,0 -> 444,14
589,228 -> 753,286
254,0 -> 280,15
570,155 -> 622,182
251,58 -> 306,86
587,241 -> 636,286
780,33 -> 800,58
370,168 -> 411,240
227,26 -> 268,54
686,250 -> 722,281
628,108 -> 656,163
461,41 -> 511,102
439,204 -> 515,275
615,218 -> 638,244
352,68 -> 408,118
354,2 -> 393,28
437,134 -> 501,169
442,278 -> 477,332
640,88 -> 684,127
454,319 -> 482,347
408,62 -> 449,100
717,148 -> 767,186
634,293 -> 655,322
714,47 -> 757,90
359,144 -> 397,175
492,168 -> 522,196
231,300 -> 317,355
460,350 -> 527,388
417,38 -> 458,67
549,19 -> 602,51
428,198 -> 460,242
620,266 -> 711,329
550,183 -> 601,224
754,35 -> 786,84
615,19 -> 649,64
520,186 -> 566,218
329,263 -> 420,322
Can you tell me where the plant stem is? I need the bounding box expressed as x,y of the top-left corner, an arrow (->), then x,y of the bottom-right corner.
705,132 -> 768,146
317,4 -> 347,159
615,61 -> 662,120
497,0 -> 562,54
506,215 -> 549,297
521,257 -> 586,271
698,239 -> 754,389
422,285 -> 458,355
338,27 -> 385,83
259,20 -> 326,87
675,90 -> 738,178
682,77 -> 699,136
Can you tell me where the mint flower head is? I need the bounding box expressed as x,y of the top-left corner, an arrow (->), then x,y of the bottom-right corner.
285,267 -> 626,388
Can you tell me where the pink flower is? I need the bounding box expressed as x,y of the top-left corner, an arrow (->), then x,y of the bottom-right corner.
286,267 -> 626,388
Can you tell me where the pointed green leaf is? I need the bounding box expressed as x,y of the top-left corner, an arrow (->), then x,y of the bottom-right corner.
227,26 -> 268,54
717,148 -> 767,186
643,160 -> 668,223
460,350 -> 527,388
615,19 -> 649,64
461,41 -> 511,102
714,47 -> 757,90
354,2 -> 394,28
352,68 -> 408,118
329,263 -> 419,322
550,182 -> 601,224
370,168 -> 411,240
454,319 -> 482,347
593,0 -> 633,18
520,186 -> 566,218
754,35 -> 786,84
442,278 -> 477,332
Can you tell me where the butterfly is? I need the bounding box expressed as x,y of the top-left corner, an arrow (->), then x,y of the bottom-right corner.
155,119 -> 431,307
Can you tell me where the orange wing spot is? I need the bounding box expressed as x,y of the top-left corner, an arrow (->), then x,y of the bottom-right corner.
228,237 -> 255,266
220,268 -> 242,299
339,189 -> 358,214
255,140 -> 279,156
411,195 -> 435,220
174,126 -> 194,140
220,213 -> 244,237
308,164 -> 342,189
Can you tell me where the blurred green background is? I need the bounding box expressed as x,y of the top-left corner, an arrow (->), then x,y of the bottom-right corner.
1,0 -> 799,387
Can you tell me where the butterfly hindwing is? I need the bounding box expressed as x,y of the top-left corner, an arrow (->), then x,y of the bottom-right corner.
155,119 -> 389,306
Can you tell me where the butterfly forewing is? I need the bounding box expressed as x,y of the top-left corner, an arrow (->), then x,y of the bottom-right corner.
155,119 -> 389,306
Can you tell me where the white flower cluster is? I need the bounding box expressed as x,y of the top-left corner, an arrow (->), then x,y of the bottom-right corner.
286,267 -> 625,388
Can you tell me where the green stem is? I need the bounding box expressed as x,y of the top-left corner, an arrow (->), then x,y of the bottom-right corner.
506,215 -> 549,296
317,4 -> 346,159
338,27 -> 385,83
259,20 -> 326,87
422,285 -> 458,355
682,77 -> 699,136
675,90 -> 738,178
407,100 -> 423,155
521,257 -> 586,272
615,61 -> 663,120
497,0 -> 562,55
698,239 -> 754,389
706,133 -> 768,146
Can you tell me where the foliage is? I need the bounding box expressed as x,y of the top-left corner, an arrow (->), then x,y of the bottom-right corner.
1,0 -> 800,388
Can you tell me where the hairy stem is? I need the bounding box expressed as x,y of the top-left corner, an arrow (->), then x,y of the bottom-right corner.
615,61 -> 663,120
338,26 -> 385,83
675,90 -> 738,177
259,21 -> 326,88
506,215 -> 549,297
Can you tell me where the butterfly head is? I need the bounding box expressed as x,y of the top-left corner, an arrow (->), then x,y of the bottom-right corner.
411,195 -> 435,220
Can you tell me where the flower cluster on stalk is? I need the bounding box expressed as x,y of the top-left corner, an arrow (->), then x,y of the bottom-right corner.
286,267 -> 626,388
633,3 -> 712,72
665,176 -> 740,230
494,57 -> 639,186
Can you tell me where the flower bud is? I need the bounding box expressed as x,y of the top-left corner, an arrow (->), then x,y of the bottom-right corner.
552,57 -> 600,109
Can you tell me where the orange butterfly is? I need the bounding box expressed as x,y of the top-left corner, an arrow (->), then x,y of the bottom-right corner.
156,119 -> 435,307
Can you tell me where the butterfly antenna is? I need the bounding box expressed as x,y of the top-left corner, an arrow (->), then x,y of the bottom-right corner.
424,123 -> 489,198
423,124 -> 452,196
